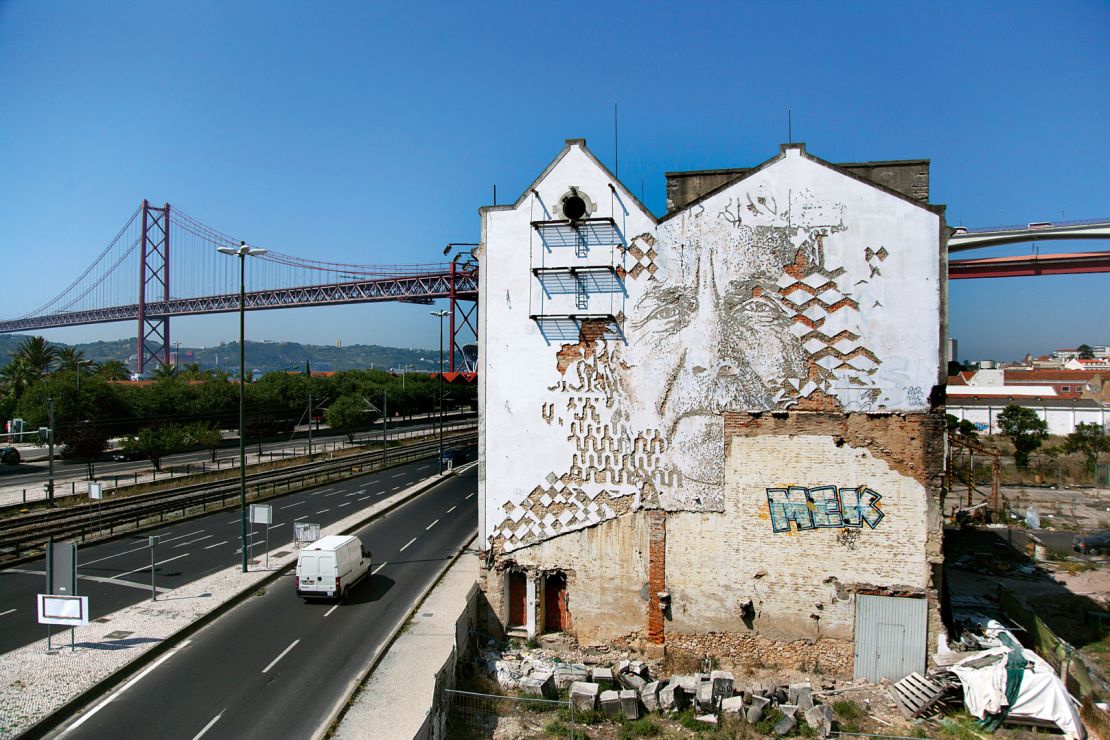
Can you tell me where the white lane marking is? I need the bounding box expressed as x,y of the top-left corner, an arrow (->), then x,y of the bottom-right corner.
345,491 -> 360,497
5,569 -> 170,593
81,528 -> 204,566
0,608 -> 15,617
317,509 -> 330,514
204,540 -> 228,550
56,640 -> 193,738
465,492 -> 475,499
228,519 -> 239,525
279,501 -> 305,510
338,502 -> 350,508
191,709 -> 225,740
173,535 -> 213,549
399,537 -> 416,552
391,486 -> 399,491
418,466 -> 429,471
358,496 -> 370,501
392,473 -> 404,478
426,519 -> 439,530
112,553 -> 189,581
262,639 -> 300,674
446,506 -> 457,513
372,561 -> 388,575
324,604 -> 340,618
294,515 -> 308,521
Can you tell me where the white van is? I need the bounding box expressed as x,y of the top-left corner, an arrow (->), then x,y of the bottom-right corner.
295,534 -> 372,601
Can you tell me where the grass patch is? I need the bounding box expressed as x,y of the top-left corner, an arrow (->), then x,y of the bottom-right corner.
618,717 -> 660,738
544,718 -> 572,737
833,699 -> 867,733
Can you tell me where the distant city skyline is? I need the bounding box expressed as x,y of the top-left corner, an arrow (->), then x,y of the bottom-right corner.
1,2 -> 1107,361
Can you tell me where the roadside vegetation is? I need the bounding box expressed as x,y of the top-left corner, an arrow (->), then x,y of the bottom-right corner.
0,335 -> 475,468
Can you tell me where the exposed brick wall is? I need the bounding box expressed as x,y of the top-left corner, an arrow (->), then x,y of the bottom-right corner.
647,510 -> 666,644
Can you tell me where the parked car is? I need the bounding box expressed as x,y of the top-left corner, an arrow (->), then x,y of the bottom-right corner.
109,449 -> 144,462
1073,530 -> 1110,555
0,447 -> 20,465
295,534 -> 371,601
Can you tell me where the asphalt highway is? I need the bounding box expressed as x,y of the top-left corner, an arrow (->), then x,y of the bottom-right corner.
47,467 -> 477,740
0,455 -> 451,656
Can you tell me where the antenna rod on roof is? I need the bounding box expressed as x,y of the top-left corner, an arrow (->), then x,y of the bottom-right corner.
614,100 -> 619,180
493,185 -> 497,206
788,109 -> 792,144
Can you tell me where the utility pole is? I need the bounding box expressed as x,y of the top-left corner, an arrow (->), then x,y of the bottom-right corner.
382,390 -> 388,464
307,392 -> 313,456
47,398 -> 55,506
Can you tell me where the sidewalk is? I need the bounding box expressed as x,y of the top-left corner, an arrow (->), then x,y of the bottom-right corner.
0,468 -> 461,740
333,551 -> 479,740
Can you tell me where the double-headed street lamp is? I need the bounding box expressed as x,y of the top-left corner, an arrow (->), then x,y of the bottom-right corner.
431,309 -> 449,474
217,241 -> 267,573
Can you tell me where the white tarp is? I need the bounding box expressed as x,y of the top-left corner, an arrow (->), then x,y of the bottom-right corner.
943,617 -> 1085,739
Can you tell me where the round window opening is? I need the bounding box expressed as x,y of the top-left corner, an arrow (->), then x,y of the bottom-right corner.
561,195 -> 587,221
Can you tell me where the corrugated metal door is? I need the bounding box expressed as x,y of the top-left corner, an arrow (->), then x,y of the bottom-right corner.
854,595 -> 927,682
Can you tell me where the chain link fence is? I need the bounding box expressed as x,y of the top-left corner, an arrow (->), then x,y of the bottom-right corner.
443,688 -> 577,739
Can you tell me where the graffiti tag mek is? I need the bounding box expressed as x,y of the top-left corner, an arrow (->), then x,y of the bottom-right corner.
766,486 -> 884,533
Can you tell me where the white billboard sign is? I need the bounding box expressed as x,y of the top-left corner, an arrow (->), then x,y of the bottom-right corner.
250,503 -> 272,525
88,482 -> 103,500
37,594 -> 90,626
293,521 -> 320,544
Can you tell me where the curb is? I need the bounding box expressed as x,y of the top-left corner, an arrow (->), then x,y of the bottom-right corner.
318,530 -> 479,740
19,467 -> 465,740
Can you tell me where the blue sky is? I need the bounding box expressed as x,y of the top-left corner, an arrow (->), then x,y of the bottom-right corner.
1,1 -> 1107,361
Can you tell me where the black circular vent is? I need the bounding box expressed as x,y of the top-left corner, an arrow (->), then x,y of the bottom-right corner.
562,195 -> 587,221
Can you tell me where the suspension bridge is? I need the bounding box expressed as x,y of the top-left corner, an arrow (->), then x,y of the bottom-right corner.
1,201 -> 1108,374
0,201 -> 478,374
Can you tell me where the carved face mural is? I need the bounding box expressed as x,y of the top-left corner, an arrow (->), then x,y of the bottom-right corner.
620,190 -> 864,508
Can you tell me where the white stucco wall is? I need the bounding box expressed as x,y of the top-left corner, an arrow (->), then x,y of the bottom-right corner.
480,142 -> 941,554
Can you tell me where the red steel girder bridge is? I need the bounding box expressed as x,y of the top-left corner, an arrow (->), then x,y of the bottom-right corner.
0,201 -> 477,373
2,202 -> 1107,372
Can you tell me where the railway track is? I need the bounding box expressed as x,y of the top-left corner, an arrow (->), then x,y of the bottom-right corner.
0,431 -> 476,564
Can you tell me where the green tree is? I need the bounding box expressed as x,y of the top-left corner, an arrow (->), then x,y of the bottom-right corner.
186,422 -> 224,462
56,347 -> 93,375
1063,422 -> 1109,483
151,363 -> 180,380
95,359 -> 132,381
997,405 -> 1049,467
121,424 -> 190,471
11,336 -> 57,382
1078,344 -> 1096,360
325,395 -> 376,443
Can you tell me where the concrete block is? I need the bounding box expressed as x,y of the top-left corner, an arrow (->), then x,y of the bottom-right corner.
620,689 -> 640,720
628,660 -> 649,678
589,666 -> 614,685
695,681 -> 716,713
710,670 -> 735,702
720,695 -> 746,716
553,664 -> 589,690
746,695 -> 770,724
600,689 -> 622,718
619,672 -> 647,692
672,674 -> 700,694
695,714 -> 718,725
519,674 -> 555,699
804,705 -> 834,738
788,682 -> 813,711
569,681 -> 599,713
779,704 -> 799,719
640,681 -> 662,713
774,713 -> 797,736
658,682 -> 688,713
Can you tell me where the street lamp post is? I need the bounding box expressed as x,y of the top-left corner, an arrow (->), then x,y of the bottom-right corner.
217,241 -> 267,573
431,309 -> 449,474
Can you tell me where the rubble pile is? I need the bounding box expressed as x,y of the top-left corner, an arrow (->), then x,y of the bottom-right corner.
481,648 -> 842,736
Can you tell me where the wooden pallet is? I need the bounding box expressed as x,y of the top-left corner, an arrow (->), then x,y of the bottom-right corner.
889,672 -> 948,719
